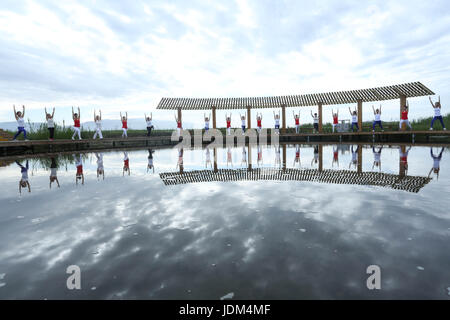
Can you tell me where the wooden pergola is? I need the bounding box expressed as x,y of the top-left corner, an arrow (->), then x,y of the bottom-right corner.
156,81 -> 434,132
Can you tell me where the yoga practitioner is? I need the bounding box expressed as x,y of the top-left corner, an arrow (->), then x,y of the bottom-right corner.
147,149 -> 155,173
145,113 -> 154,136
293,144 -> 301,167
293,110 -> 300,134
16,160 -> 30,194
256,113 -> 262,134
93,109 -> 103,139
72,107 -> 82,140
74,154 -> 84,185
45,107 -> 55,141
49,157 -> 60,188
174,113 -> 182,136
240,114 -> 246,134
332,145 -> 339,167
225,113 -> 232,136
428,147 -> 444,180
372,146 -> 383,171
331,109 -> 339,133
12,105 -> 28,141
311,111 -> 319,133
123,152 -> 130,176
273,111 -> 280,135
372,105 -> 384,132
399,101 -> 412,130
429,96 -> 446,130
349,107 -> 359,132
120,112 -> 128,138
349,145 -> 359,169
95,152 -> 104,180
204,113 -> 211,132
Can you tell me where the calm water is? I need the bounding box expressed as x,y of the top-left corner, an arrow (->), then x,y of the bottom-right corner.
0,144 -> 449,299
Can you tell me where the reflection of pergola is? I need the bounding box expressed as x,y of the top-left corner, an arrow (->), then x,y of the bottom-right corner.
157,82 -> 434,133
160,167 -> 431,193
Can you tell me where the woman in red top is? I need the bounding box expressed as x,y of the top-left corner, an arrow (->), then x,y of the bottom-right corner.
71,107 -> 82,140
225,113 -> 232,135
256,113 -> 262,134
399,101 -> 412,130
174,113 -> 182,136
120,112 -> 128,138
331,108 -> 339,133
293,110 -> 300,134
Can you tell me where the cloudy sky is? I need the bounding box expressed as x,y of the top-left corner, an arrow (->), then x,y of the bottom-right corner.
0,0 -> 449,127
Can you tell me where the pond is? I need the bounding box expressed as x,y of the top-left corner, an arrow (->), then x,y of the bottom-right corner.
0,144 -> 449,299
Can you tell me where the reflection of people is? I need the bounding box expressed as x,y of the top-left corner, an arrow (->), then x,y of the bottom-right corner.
372,105 -> 384,132
429,96 -> 446,130
241,146 -> 247,166
204,113 -> 211,132
145,113 -> 154,136
177,148 -> 184,170
399,101 -> 412,130
120,112 -> 128,138
311,145 -> 319,166
399,146 -> 412,175
311,111 -> 319,133
123,152 -> 130,176
72,106 -> 82,140
74,154 -> 84,185
96,152 -> 104,180
349,145 -> 359,169
49,157 -> 60,188
257,144 -> 263,166
205,147 -> 211,168
12,105 -> 28,141
45,107 -> 55,141
93,109 -> 103,139
293,144 -> 301,167
227,147 -> 233,167
428,147 -> 444,179
147,149 -> 155,173
16,160 -> 30,194
349,107 -> 358,132
332,109 -> 339,133
332,145 -> 339,167
372,146 -> 383,171
273,111 -> 280,135
274,144 -> 281,166
293,110 -> 300,134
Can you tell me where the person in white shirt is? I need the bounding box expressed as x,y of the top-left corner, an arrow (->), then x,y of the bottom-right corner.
273,111 -> 280,135
311,111 -> 319,133
349,107 -> 359,132
372,146 -> 383,171
428,147 -> 444,180
93,109 -> 103,139
45,107 -> 55,140
372,105 -> 384,132
96,152 -> 105,180
204,113 -> 211,132
145,113 -> 154,136
240,114 -> 246,135
429,96 -> 446,130
12,105 -> 28,141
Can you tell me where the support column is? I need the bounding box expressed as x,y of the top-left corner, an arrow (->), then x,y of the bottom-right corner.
213,147 -> 218,173
400,95 -> 407,131
357,99 -> 363,132
318,102 -> 323,133
247,144 -> 252,171
281,104 -> 286,134
399,146 -> 406,177
318,145 -> 323,172
212,106 -> 216,129
282,144 -> 286,171
247,106 -> 251,129
357,144 -> 362,174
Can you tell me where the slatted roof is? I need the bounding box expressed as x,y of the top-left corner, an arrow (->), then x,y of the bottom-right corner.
159,168 -> 431,193
156,82 -> 434,110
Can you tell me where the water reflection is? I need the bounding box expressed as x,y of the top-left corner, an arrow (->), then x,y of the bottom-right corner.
429,147 -> 444,180
16,160 -> 30,194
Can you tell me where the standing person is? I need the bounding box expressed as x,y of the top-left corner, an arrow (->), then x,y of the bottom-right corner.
372,146 -> 383,171
256,113 -> 262,134
49,157 -> 60,188
332,145 -> 339,167
16,160 -> 30,194
429,96 -> 446,130
240,114 -> 246,134
273,111 -> 280,135
349,107 -> 359,132
123,152 -> 130,176
45,107 -> 55,141
311,111 -> 319,133
204,113 -> 211,132
372,105 -> 384,132
95,152 -> 104,180
71,107 -> 82,140
93,109 -> 103,139
174,113 -> 182,136
145,113 -> 154,136
399,101 -> 412,130
120,112 -> 128,138
12,105 -> 28,141
225,113 -> 232,136
293,110 -> 300,134
293,144 -> 301,167
147,149 -> 155,173
74,154 -> 84,185
428,147 -> 444,180
331,109 -> 339,133
349,145 -> 359,169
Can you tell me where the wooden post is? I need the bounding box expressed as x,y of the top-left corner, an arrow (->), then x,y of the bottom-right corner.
357,99 -> 363,132
318,145 -> 323,172
247,106 -> 251,129
247,144 -> 252,171
400,95 -> 407,131
357,145 -> 362,174
212,106 -> 216,129
399,145 -> 406,177
213,148 -> 218,172
282,144 -> 286,171
281,104 -> 286,134
318,102 -> 323,133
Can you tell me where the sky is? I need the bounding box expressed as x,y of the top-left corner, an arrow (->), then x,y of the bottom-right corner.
0,0 -> 450,128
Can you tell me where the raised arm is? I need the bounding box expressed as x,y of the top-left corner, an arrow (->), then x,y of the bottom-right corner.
52,107 -> 55,118
372,105 -> 375,114
21,105 -> 25,118
99,110 -> 102,120
348,107 -> 352,115
150,112 -> 152,120
13,105 -> 18,120
379,105 -> 382,114
72,106 -> 75,119
77,107 -> 80,118
429,96 -> 435,107
126,112 -> 128,120
93,109 -> 96,122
